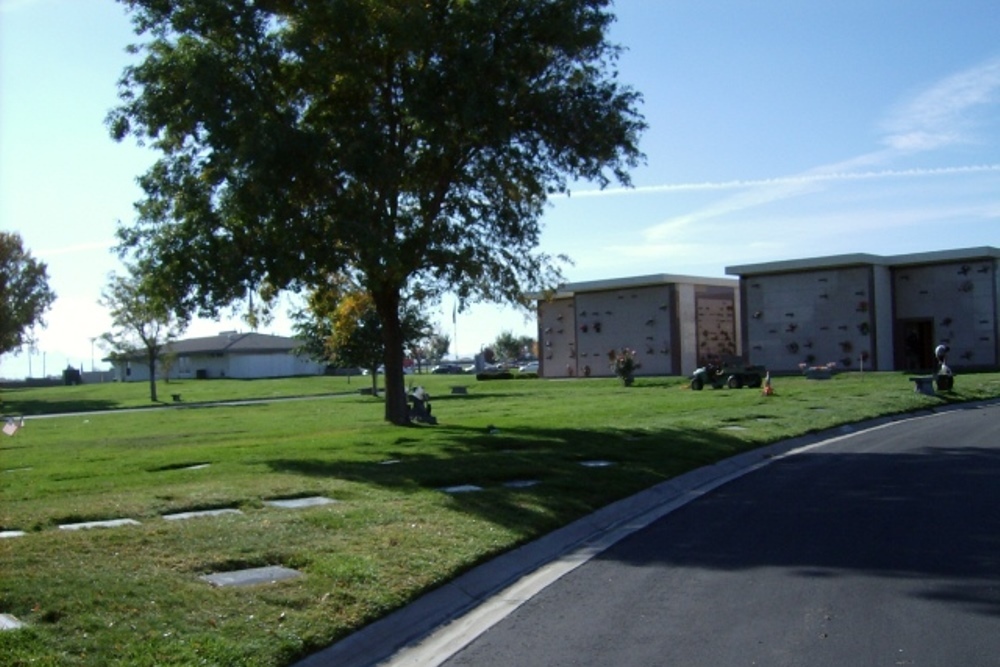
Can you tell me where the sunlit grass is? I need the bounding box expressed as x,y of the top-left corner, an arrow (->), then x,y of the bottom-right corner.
2,371 -> 998,665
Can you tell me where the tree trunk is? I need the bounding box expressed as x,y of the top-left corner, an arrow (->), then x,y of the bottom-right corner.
147,352 -> 158,402
373,288 -> 410,425
369,365 -> 379,397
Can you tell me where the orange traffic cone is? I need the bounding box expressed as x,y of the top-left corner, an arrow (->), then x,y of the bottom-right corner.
762,372 -> 774,396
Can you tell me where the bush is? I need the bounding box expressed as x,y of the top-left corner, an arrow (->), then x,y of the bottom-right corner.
476,371 -> 513,381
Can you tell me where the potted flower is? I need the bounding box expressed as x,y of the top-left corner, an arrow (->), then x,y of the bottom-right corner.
609,347 -> 640,386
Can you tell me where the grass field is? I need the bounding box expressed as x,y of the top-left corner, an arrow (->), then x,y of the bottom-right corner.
2,371 -> 999,666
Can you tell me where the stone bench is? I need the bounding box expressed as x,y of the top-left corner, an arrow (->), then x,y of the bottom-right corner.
909,376 -> 935,395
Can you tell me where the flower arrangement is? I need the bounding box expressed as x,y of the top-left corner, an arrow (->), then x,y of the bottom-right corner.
609,347 -> 640,385
798,361 -> 838,373
799,361 -> 837,380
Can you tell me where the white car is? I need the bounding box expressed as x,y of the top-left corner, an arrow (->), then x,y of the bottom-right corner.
518,361 -> 539,373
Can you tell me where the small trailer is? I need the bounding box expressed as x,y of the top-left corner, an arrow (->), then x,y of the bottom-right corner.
690,359 -> 765,390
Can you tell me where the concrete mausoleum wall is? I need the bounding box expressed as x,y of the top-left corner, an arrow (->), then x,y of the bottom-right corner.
535,274 -> 740,379
738,264 -> 880,373
573,284 -> 675,377
892,258 -> 999,369
728,247 -> 1000,373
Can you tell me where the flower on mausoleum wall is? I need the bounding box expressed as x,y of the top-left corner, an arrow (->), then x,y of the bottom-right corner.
609,347 -> 640,385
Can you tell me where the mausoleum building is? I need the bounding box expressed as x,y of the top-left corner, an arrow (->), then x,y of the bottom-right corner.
726,246 -> 1000,373
535,274 -> 740,378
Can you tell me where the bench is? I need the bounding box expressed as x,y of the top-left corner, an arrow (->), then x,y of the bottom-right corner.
451,386 -> 468,395
909,376 -> 935,395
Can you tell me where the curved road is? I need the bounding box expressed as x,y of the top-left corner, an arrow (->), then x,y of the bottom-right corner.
436,403 -> 1000,666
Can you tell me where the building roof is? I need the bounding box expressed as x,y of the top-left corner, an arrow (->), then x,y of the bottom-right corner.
538,273 -> 737,299
107,332 -> 303,361
725,246 -> 1000,277
168,331 -> 302,355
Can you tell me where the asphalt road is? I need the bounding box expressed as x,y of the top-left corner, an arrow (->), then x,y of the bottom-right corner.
438,403 -> 1000,666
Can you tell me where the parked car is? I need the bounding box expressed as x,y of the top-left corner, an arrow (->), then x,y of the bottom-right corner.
518,361 -> 540,373
362,365 -> 413,375
431,363 -> 464,374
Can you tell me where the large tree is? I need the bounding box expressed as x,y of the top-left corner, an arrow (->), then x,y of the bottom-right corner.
100,269 -> 187,402
109,0 -> 645,424
494,330 -> 536,362
0,232 -> 57,360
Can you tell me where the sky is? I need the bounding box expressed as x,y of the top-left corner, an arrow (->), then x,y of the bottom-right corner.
2,0 -> 999,379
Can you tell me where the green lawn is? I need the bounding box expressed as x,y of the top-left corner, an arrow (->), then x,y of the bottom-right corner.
2,372 -> 999,666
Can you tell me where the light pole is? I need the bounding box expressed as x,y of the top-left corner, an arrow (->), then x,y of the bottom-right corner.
89,337 -> 97,372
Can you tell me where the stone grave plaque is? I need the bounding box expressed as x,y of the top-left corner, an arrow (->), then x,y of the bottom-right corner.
59,519 -> 141,531
265,497 -> 337,509
201,565 -> 302,588
162,509 -> 242,521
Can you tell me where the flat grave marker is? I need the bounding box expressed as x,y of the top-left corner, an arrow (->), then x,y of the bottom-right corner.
59,519 -> 141,531
201,566 -> 302,588
0,614 -> 25,631
162,509 -> 242,521
265,496 -> 337,509
439,484 -> 483,494
503,480 -> 540,489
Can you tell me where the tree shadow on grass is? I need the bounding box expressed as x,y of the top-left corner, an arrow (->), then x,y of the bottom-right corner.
0,394 -> 120,416
267,408 -> 1000,622
265,423 -> 752,536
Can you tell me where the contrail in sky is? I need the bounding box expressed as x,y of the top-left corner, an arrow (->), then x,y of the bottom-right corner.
37,240 -> 116,258
572,164 -> 1000,198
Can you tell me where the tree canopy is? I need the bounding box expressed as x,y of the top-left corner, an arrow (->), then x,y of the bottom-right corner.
293,275 -> 430,395
493,330 -> 536,361
0,231 -> 56,360
110,0 -> 645,423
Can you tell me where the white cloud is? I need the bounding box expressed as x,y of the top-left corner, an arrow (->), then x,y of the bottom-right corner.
881,55 -> 1000,153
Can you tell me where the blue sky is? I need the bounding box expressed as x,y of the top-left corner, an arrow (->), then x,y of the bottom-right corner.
2,0 -> 998,378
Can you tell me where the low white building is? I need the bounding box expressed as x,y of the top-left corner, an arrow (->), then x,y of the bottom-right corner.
110,331 -> 325,382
